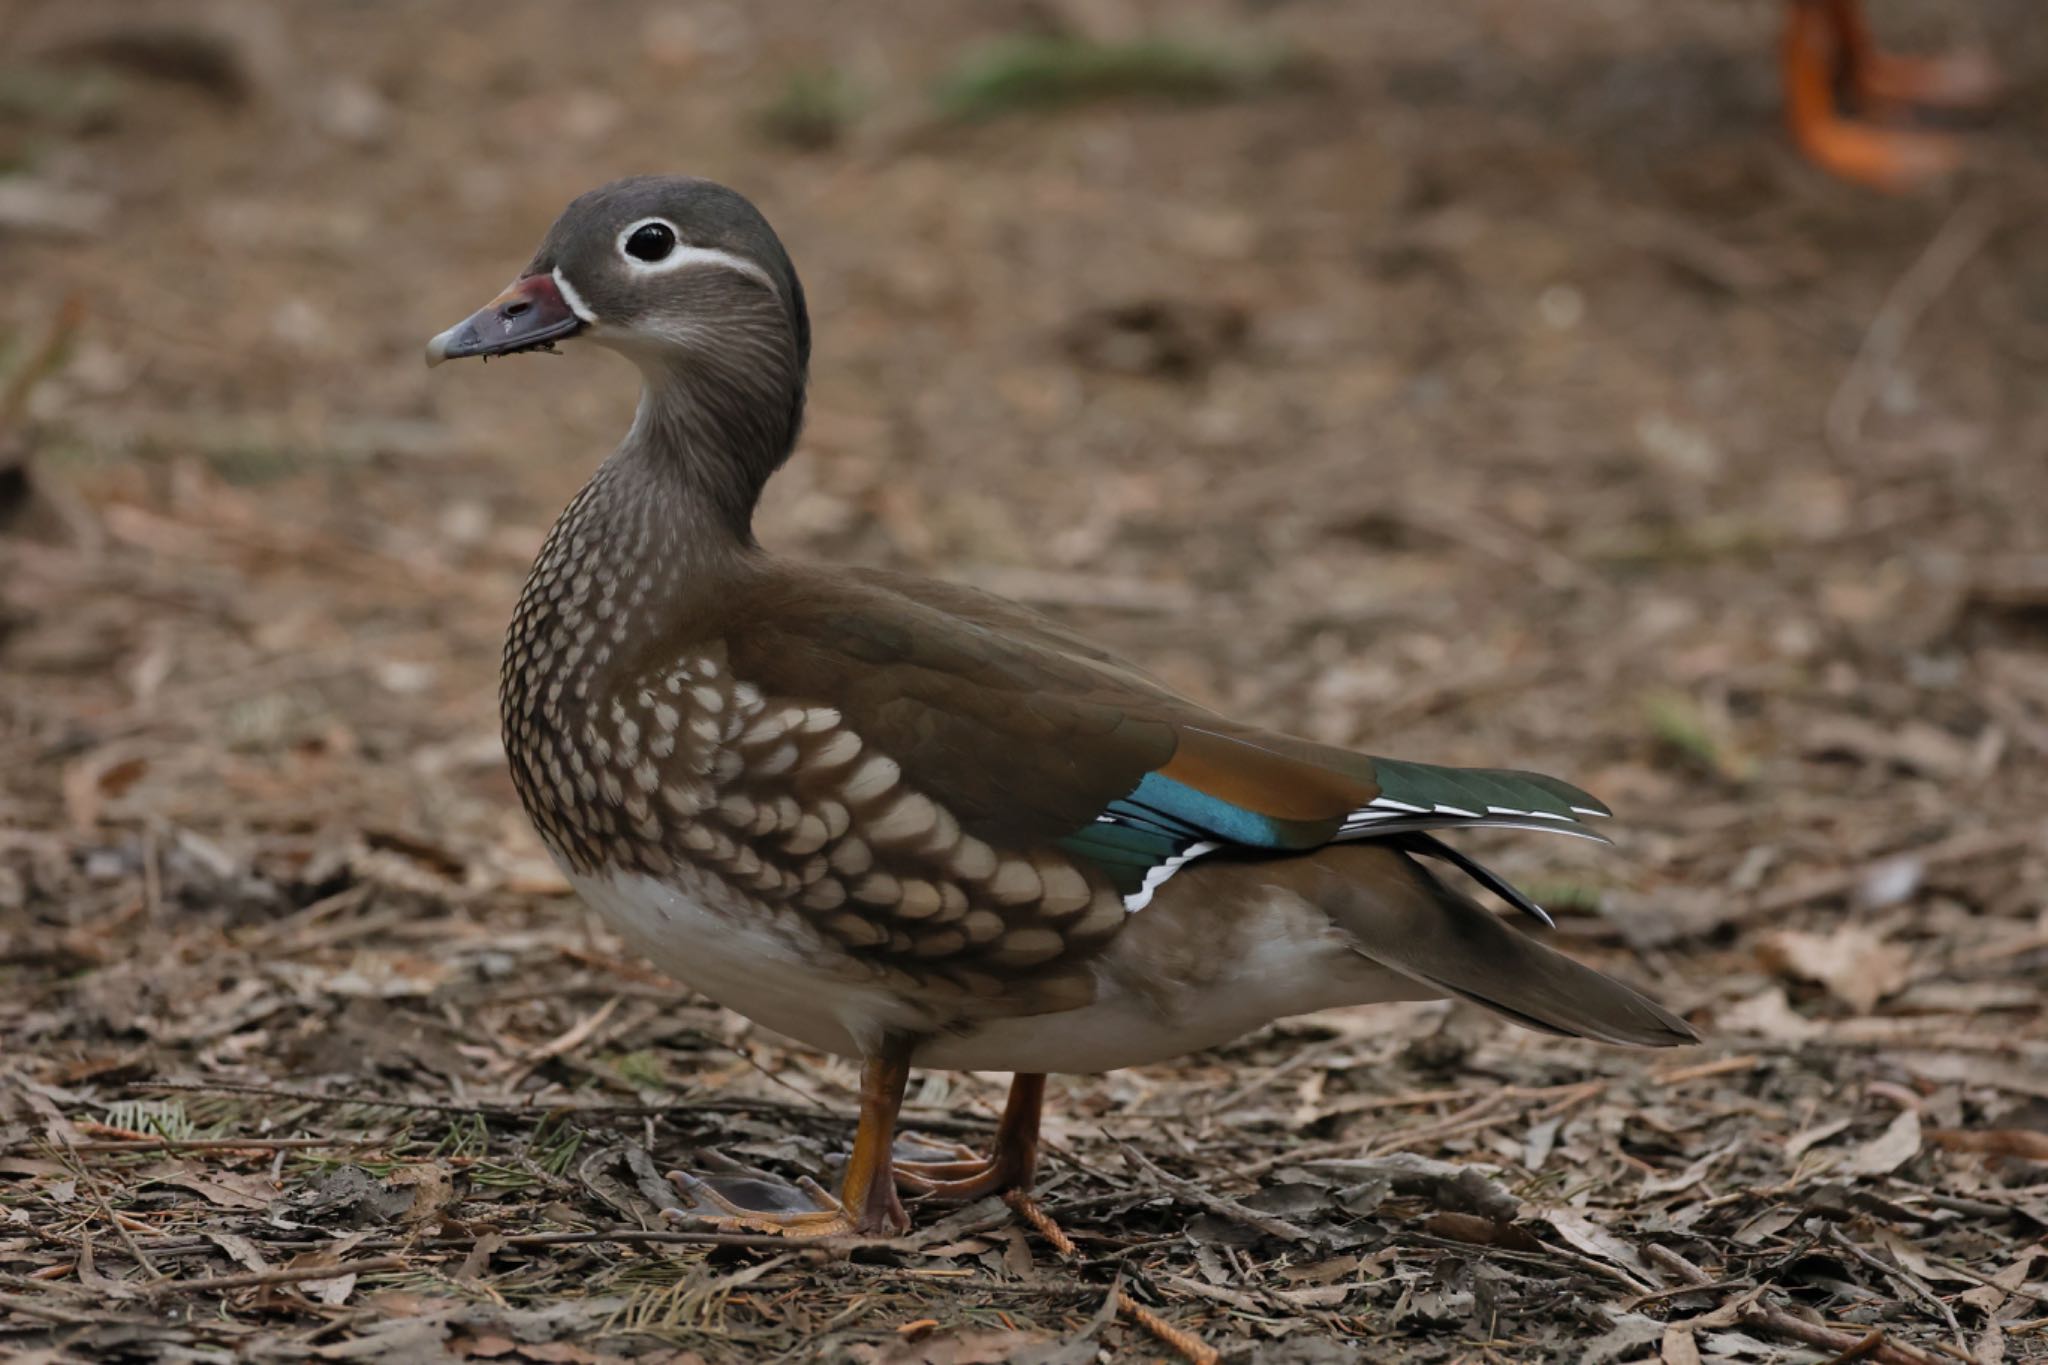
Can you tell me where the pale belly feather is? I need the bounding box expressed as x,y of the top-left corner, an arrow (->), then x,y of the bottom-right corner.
570,868 -> 1427,1074
568,868 -> 914,1060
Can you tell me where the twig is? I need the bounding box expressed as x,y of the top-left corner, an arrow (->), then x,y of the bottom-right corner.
0,1291 -> 162,1328
1824,1226 -> 1965,1355
0,293 -> 84,438
1651,1054 -> 1760,1086
55,1133 -> 163,1283
1117,1142 -> 1313,1241
1005,1189 -> 1080,1258
1115,1290 -> 1222,1365
1647,1244 -> 1945,1365
1004,1191 -> 1219,1365
1827,192 -> 2000,463
60,1136 -> 378,1154
1236,1134 -> 1377,1179
1363,1084 -> 1603,1157
1158,1272 -> 1267,1314
1200,1036 -> 1341,1117
1925,1254 -> 2048,1309
1623,1274 -> 1757,1310
1732,825 -> 2041,931
1384,496 -> 1605,595
1234,1078 -> 1608,1177
1825,1331 -> 1895,1364
1365,1098 -> 1513,1155
143,1255 -> 410,1297
518,996 -> 622,1069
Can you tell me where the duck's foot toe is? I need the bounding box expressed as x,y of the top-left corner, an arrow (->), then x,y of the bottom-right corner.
890,1131 -> 987,1180
1795,117 -> 1966,193
662,1151 -> 902,1237
1856,50 -> 2001,116
888,1131 -> 1028,1202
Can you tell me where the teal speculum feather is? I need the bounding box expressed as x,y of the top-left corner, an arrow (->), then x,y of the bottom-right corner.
1113,770 -> 1335,848
1059,754 -> 1611,906
1057,819 -> 1184,895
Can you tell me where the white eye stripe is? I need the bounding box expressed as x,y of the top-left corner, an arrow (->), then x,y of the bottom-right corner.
614,217 -> 775,289
551,267 -> 598,324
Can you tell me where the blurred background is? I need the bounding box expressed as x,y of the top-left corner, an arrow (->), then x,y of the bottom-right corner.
2,0 -> 2046,1359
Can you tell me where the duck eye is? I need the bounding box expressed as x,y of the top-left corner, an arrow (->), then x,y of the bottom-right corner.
624,221 -> 676,263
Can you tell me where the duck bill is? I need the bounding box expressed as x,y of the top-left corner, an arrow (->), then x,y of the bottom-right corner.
424,272 -> 588,367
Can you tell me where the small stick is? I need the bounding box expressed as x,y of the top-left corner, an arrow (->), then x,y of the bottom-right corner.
1824,1332 -> 1890,1364
0,1291 -> 160,1328
1003,1191 -> 1219,1365
1648,1244 -> 1945,1365
1114,1291 -> 1222,1365
144,1255 -> 410,1297
1824,1226 -> 1965,1355
0,294 -> 83,434
1650,1054 -> 1761,1086
521,995 -> 622,1063
1826,192 -> 2000,464
62,1137 -> 375,1154
1117,1142 -> 1313,1241
1004,1189 -> 1078,1258
1235,1079 -> 1605,1177
1623,1274 -> 1756,1310
56,1135 -> 162,1283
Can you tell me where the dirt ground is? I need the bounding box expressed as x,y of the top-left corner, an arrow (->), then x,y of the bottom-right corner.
3,0 -> 2047,1360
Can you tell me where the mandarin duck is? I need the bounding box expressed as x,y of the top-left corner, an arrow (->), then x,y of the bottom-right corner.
425,176 -> 1696,1238
1781,0 -> 1999,191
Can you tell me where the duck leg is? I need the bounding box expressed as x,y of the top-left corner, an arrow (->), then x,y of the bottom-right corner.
1782,0 -> 1991,192
893,1073 -> 1046,1202
666,1043 -> 912,1238
1823,0 -> 1999,114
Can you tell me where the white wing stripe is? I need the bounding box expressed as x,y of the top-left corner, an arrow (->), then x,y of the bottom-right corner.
1368,796 -> 1429,813
1123,840 -> 1220,913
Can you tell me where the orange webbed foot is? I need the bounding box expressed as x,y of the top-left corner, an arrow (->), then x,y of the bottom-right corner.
1781,0 -> 1993,193
1852,48 -> 2000,116
663,1151 -> 907,1238
890,1132 -> 1025,1201
1792,115 -> 1966,194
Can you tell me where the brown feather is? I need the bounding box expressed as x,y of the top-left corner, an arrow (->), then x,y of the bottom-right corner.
1267,845 -> 1698,1047
1160,726 -> 1374,822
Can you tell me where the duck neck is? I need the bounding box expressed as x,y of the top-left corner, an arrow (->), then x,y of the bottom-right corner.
612,341 -> 806,552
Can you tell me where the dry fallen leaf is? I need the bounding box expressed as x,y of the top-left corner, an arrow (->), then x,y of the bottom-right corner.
1757,926 -> 1912,1013
1957,1250 -> 2043,1313
150,1166 -> 275,1211
1535,1207 -> 1649,1272
386,1163 -> 455,1225
1661,1326 -> 1702,1365
1840,1109 -> 1922,1178
203,1231 -> 272,1274
1784,1116 -> 1854,1163
282,1250 -> 358,1307
1713,986 -> 1821,1040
